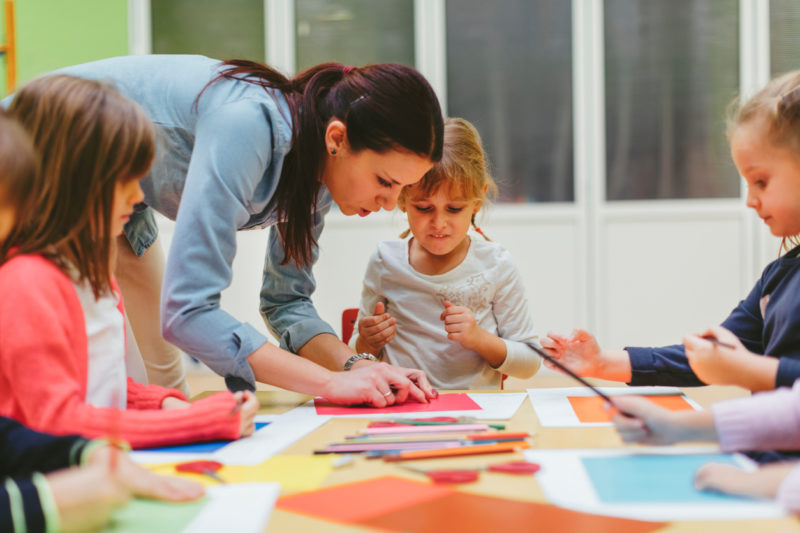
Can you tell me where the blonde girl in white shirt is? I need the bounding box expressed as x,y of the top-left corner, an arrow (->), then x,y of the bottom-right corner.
352,118 -> 541,389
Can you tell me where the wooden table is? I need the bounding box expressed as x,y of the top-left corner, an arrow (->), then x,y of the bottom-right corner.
204,376 -> 800,532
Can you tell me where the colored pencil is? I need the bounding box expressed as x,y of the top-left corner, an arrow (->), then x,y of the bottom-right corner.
360,424 -> 489,435
381,440 -> 530,462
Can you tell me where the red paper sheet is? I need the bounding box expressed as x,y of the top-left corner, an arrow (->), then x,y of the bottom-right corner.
568,394 -> 694,423
313,392 -> 481,415
278,476 -> 665,533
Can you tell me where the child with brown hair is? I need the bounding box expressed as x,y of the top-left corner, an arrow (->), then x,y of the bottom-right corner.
352,117 -> 541,389
0,74 -> 258,449
0,109 -> 203,533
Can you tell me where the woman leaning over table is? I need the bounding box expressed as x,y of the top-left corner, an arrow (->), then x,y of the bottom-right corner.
37,54 -> 443,406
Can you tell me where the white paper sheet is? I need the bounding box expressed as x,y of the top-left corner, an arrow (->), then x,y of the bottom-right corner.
130,413 -> 332,464
527,386 -> 703,427
184,482 -> 280,533
283,392 -> 527,420
524,447 -> 787,521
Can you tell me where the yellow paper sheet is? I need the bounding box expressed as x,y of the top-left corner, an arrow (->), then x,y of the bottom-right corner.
147,455 -> 335,492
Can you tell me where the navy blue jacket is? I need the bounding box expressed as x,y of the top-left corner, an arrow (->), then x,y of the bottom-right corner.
628,244 -> 800,387
1,416 -> 89,533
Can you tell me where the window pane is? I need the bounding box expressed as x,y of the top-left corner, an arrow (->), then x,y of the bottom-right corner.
604,0 -> 739,200
446,1 -> 573,203
151,0 -> 265,62
771,0 -> 800,76
295,0 -> 414,71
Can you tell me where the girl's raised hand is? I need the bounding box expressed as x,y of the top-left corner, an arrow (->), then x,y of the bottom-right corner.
440,301 -> 482,350
540,329 -> 603,377
356,301 -> 396,353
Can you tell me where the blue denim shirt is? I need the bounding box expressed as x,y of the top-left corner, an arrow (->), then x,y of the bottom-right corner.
50,55 -> 335,387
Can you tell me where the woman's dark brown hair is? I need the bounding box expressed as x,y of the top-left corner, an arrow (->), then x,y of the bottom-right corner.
4,74 -> 155,297
199,60 -> 444,266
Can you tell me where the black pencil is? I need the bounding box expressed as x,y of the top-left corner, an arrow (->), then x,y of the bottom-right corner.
525,343 -> 635,418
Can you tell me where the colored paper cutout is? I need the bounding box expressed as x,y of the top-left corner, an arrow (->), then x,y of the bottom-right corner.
277,476 -> 452,523
137,422 -> 270,453
582,453 -> 750,503
362,490 -> 664,533
278,476 -> 663,533
568,395 -> 693,423
313,393 -> 481,415
102,498 -> 206,533
148,455 -> 336,492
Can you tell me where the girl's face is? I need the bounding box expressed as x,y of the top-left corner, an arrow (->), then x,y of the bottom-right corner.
110,176 -> 144,237
0,202 -> 15,242
321,121 -> 433,216
404,185 -> 482,257
732,118 -> 800,237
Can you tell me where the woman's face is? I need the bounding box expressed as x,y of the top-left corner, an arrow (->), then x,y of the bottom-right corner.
321,122 -> 433,216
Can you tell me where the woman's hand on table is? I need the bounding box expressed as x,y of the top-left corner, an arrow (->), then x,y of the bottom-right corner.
324,362 -> 436,407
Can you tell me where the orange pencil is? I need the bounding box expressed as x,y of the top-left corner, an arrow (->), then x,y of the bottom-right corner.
382,440 -> 530,462
109,389 -> 121,473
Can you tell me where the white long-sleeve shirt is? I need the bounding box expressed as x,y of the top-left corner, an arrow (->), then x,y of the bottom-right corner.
353,236 -> 541,389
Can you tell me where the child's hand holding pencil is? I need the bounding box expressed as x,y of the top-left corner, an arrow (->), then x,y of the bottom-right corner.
683,326 -> 771,390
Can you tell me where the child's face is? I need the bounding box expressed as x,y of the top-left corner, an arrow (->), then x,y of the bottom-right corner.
731,118 -> 800,237
0,202 -> 14,242
404,186 -> 481,257
111,176 -> 144,238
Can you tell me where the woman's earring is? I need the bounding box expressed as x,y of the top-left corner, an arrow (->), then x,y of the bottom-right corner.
331,148 -> 337,155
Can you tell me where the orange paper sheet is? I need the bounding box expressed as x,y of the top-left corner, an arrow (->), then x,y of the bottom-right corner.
277,476 -> 451,523
568,394 -> 693,423
363,489 -> 664,533
278,476 -> 664,533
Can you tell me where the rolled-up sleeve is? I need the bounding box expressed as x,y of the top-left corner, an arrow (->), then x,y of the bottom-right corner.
491,251 -> 541,379
260,199 -> 336,353
160,100 -> 273,386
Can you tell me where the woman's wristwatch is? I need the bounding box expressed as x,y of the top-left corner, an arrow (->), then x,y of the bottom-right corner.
343,352 -> 378,371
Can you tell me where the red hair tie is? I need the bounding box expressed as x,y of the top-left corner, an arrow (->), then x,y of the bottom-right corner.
342,66 -> 356,75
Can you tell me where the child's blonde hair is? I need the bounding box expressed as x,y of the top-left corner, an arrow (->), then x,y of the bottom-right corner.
3,74 -> 155,297
398,117 -> 497,240
0,109 -> 37,213
727,71 -> 800,251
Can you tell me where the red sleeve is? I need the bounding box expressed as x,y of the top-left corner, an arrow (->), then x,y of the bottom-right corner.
126,378 -> 187,410
0,256 -> 241,449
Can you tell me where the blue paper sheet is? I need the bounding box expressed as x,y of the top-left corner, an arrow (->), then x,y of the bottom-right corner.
138,422 -> 270,453
582,453 -> 753,503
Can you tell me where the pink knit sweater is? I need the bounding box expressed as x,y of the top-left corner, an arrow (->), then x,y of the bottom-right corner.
0,254 -> 242,449
713,380 -> 800,512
